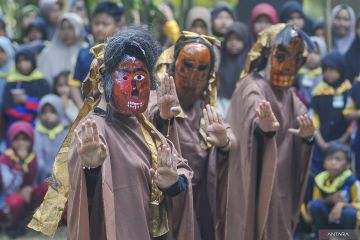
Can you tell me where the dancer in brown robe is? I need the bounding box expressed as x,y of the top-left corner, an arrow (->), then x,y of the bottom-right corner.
225,24 -> 315,240
149,32 -> 236,240
29,28 -> 195,240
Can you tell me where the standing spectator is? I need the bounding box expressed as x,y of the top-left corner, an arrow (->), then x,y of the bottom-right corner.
345,13 -> 360,82
34,94 -> 67,183
38,0 -> 62,40
15,5 -> 39,42
249,3 -> 278,41
24,17 -> 48,44
217,22 -> 251,116
0,121 -> 48,238
185,6 -> 212,35
38,13 -> 85,87
344,77 -> 360,179
312,52 -> 352,175
2,48 -> 50,128
69,1 -> 124,108
53,70 -> 78,123
296,37 -> 324,108
312,21 -> 325,39
211,3 -> 235,40
280,1 -> 314,35
331,4 -> 356,55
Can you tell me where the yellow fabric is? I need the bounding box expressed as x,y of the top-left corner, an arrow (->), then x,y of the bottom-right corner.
298,67 -> 322,79
7,69 -> 44,83
312,80 -> 352,96
313,112 -> 320,129
241,24 -> 291,79
28,43 -> 169,237
300,203 -> 312,224
36,122 -> 65,140
4,149 -> 35,173
154,32 -> 219,149
163,20 -> 181,44
312,185 -> 323,200
343,99 -> 357,116
68,78 -> 81,87
315,169 -> 353,194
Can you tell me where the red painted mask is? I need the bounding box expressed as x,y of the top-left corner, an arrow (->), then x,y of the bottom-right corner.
270,37 -> 304,89
111,55 -> 150,114
174,43 -> 211,109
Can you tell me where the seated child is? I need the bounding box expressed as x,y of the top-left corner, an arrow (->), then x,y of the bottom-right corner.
34,94 -> 68,183
308,142 -> 359,232
2,47 -> 50,128
53,70 -> 79,123
0,121 -> 47,238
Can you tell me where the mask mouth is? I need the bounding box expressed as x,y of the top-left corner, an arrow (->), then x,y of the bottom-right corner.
127,99 -> 145,110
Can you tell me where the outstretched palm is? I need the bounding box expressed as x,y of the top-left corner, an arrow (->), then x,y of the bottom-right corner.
256,100 -> 280,132
203,104 -> 228,147
157,73 -> 181,120
151,145 -> 178,189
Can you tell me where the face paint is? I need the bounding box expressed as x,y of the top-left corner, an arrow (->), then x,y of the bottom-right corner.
174,43 -> 211,109
111,55 -> 150,114
270,36 -> 304,89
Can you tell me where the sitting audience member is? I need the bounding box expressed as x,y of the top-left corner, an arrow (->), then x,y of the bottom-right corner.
34,94 -> 68,183
2,48 -> 50,129
308,142 -> 359,234
0,121 -> 47,238
53,71 -> 78,123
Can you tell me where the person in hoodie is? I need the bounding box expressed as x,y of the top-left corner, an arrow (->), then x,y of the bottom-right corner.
38,13 -> 86,87
249,3 -> 279,41
331,4 -> 356,55
185,6 -> 212,35
0,36 -> 15,107
217,22 -> 251,117
345,13 -> 360,82
0,121 -> 48,238
211,3 -> 235,40
280,1 -> 314,35
2,48 -> 50,129
24,17 -> 48,44
34,94 -> 68,183
311,51 -> 352,176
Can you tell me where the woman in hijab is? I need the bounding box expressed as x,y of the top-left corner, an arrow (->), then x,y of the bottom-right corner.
185,6 -> 212,35
38,13 -> 86,87
249,3 -> 279,41
0,37 -> 15,105
345,13 -> 360,82
280,1 -> 314,35
331,4 -> 356,55
217,22 -> 251,116
211,3 -> 235,40
38,0 -> 62,40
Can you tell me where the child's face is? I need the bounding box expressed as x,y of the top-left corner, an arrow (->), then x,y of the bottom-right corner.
314,28 -> 325,38
28,27 -> 44,42
323,66 -> 341,84
306,52 -> 321,69
253,15 -> 272,36
11,133 -> 31,160
226,33 -> 245,55
190,19 -> 208,35
59,20 -> 77,46
0,48 -> 9,68
16,56 -> 33,75
324,151 -> 349,179
41,104 -> 60,129
288,12 -> 305,30
333,9 -> 352,38
92,13 -> 119,43
213,11 -> 234,36
56,76 -> 70,97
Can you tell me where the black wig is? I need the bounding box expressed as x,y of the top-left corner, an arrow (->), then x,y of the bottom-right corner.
102,26 -> 160,120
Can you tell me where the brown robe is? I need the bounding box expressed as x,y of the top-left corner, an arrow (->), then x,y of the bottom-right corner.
225,73 -> 312,240
149,98 -> 236,240
67,110 -> 195,240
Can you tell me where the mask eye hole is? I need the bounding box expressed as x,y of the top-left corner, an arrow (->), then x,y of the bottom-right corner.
183,60 -> 194,69
134,75 -> 144,81
198,65 -> 208,72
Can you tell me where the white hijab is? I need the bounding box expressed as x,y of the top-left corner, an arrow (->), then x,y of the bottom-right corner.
38,13 -> 85,86
331,4 -> 356,55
